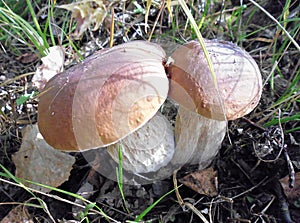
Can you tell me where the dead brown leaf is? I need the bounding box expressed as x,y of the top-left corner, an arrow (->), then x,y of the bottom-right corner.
16,52 -> 38,64
12,124 -> 75,193
58,0 -> 107,38
179,167 -> 218,197
0,205 -> 33,223
280,172 -> 300,205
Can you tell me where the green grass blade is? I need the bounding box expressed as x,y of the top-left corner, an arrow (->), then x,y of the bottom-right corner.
177,0 -> 227,120
134,185 -> 181,222
264,113 -> 300,128
0,5 -> 47,55
46,0 -> 56,46
198,0 -> 210,30
25,0 -> 49,49
248,0 -> 300,51
116,144 -> 130,214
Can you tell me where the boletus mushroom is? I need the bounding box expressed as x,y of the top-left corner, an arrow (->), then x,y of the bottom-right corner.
167,39 -> 262,168
168,39 -> 262,120
37,39 -> 263,183
38,41 -> 169,151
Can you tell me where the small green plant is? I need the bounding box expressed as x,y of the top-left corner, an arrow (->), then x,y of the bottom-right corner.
16,91 -> 38,105
77,202 -> 97,223
116,144 -> 130,214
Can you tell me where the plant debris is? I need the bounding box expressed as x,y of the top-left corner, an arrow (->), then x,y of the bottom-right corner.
179,167 -> 218,197
58,0 -> 107,38
32,46 -> 65,90
12,124 -> 75,193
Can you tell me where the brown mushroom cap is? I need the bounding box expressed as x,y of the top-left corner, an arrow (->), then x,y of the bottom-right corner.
38,41 -> 168,151
168,39 -> 262,120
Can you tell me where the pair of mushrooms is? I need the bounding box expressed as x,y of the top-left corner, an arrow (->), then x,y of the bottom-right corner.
38,40 -> 262,179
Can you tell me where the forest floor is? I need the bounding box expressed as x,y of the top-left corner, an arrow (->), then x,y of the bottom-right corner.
0,0 -> 299,222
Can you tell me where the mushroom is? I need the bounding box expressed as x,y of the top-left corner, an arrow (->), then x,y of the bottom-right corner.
167,39 -> 262,169
37,39 -> 263,183
38,41 -> 169,151
168,39 -> 262,120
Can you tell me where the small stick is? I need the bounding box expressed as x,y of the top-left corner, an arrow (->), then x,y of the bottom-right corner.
283,146 -> 295,188
173,169 -> 209,223
148,0 -> 165,41
109,5 -> 115,48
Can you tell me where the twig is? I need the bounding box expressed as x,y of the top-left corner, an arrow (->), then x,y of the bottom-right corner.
283,147 -> 295,188
109,5 -> 115,48
230,176 -> 269,200
173,169 -> 209,223
241,117 -> 265,131
148,0 -> 165,41
263,61 -> 278,87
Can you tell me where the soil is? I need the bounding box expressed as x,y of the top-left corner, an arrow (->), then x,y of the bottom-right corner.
0,0 -> 299,222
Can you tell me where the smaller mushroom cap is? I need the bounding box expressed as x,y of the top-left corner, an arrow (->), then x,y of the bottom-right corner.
168,39 -> 262,120
107,112 -> 175,173
38,41 -> 168,151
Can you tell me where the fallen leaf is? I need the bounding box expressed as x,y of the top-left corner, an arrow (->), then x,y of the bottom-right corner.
179,167 -> 218,197
58,0 -> 107,38
1,205 -> 33,223
280,172 -> 300,205
32,46 -> 65,90
12,124 -> 75,193
16,52 -> 38,64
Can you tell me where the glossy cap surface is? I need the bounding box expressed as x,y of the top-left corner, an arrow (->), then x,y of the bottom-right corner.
168,39 -> 262,120
38,41 -> 168,151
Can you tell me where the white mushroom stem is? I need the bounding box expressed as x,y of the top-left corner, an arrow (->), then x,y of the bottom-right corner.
107,106 -> 226,175
171,106 -> 227,169
107,112 -> 175,174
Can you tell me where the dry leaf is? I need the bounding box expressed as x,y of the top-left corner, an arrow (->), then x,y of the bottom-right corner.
179,167 -> 218,196
0,205 -> 33,223
280,172 -> 300,205
12,124 -> 75,193
16,52 -> 38,64
32,46 -> 65,90
58,0 -> 107,38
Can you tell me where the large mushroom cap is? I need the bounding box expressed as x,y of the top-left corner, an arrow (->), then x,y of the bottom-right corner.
38,41 -> 168,151
168,39 -> 262,120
